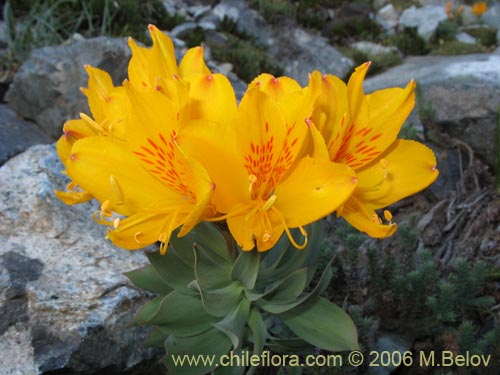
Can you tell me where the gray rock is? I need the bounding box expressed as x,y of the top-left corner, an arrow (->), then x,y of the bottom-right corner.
399,5 -> 448,41
456,31 -> 477,44
483,2 -> 500,29
372,332 -> 412,375
0,144 -> 157,374
189,5 -> 212,20
373,0 -> 388,10
213,0 -> 272,48
0,105 -> 51,166
275,27 -> 354,85
0,20 -> 8,48
5,36 -> 130,140
170,21 -> 198,38
375,4 -> 399,33
198,20 -> 217,31
211,0 -> 353,84
365,53 -> 500,168
351,41 -> 400,56
213,0 -> 241,23
460,5 -> 480,26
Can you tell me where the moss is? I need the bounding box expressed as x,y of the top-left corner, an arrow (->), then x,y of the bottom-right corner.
430,41 -> 487,55
248,0 -> 296,24
464,26 -> 498,48
210,33 -> 283,82
387,27 -> 430,55
343,48 -> 402,77
434,19 -> 460,42
183,27 -> 206,49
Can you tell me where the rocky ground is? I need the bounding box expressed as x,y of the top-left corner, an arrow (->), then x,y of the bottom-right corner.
0,0 -> 499,374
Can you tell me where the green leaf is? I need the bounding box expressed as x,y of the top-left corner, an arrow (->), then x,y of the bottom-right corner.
259,234 -> 289,272
143,326 -> 170,348
267,337 -> 311,353
146,291 -> 217,337
281,297 -> 359,351
199,282 -> 244,317
258,257 -> 334,314
132,296 -> 162,325
147,249 -> 195,292
247,307 -> 267,356
194,244 -> 232,289
231,250 -> 260,289
164,328 -> 232,375
213,349 -> 247,375
259,223 -> 323,287
213,299 -> 251,350
124,265 -> 172,295
172,222 -> 229,264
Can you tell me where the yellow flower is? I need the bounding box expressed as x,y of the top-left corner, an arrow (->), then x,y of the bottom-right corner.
472,2 -> 488,17
310,63 -> 439,238
179,74 -> 357,251
56,26 -> 218,253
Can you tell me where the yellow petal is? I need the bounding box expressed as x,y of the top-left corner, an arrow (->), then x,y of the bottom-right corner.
179,46 -> 210,78
226,204 -> 284,252
347,62 -> 370,130
355,139 -> 439,209
274,156 -> 357,227
181,73 -> 237,125
66,136 -> 177,215
249,73 -> 302,101
309,71 -> 349,159
107,211 -> 184,250
148,24 -> 178,76
82,66 -> 125,124
54,189 -> 93,205
236,88 -> 290,197
56,119 -> 97,162
336,69 -> 415,170
340,196 -> 397,238
127,25 -> 178,89
177,120 -> 248,213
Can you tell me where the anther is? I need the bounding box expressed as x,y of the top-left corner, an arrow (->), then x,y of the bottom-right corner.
383,210 -> 393,222
113,217 -> 121,229
262,231 -> 272,242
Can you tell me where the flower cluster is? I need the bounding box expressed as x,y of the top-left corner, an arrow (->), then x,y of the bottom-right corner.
56,25 -> 438,253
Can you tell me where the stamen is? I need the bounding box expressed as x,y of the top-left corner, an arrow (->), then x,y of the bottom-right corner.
134,231 -> 143,243
100,200 -> 112,217
248,174 -> 257,194
380,159 -> 389,178
80,113 -> 105,134
261,194 -> 276,212
372,214 -> 382,225
113,217 -> 121,229
110,175 -> 125,203
271,207 -> 308,250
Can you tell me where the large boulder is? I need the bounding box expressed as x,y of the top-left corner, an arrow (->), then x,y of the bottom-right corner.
0,145 -> 159,374
364,53 -> 500,169
5,36 -> 130,140
0,105 -> 51,166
